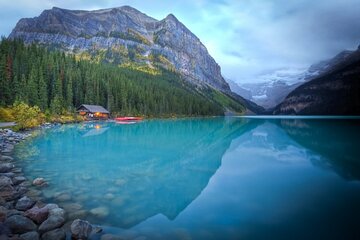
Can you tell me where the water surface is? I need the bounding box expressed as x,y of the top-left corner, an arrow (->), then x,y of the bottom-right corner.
14,117 -> 360,239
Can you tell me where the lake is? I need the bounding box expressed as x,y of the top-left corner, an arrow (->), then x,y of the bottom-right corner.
14,117 -> 360,239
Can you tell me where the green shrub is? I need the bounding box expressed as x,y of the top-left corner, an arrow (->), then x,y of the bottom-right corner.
50,112 -> 83,123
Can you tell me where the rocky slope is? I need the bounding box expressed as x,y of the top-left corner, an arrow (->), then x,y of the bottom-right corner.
227,79 -> 252,100
307,50 -> 355,76
9,6 -> 230,92
273,46 -> 360,115
232,50 -> 358,109
236,80 -> 303,109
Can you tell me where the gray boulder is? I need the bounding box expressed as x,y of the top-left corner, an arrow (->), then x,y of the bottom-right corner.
0,176 -> 16,201
38,215 -> 65,233
32,178 -> 46,186
0,172 -> 15,178
49,207 -> 65,219
44,203 -> 58,210
0,206 -> 7,222
16,196 -> 36,211
4,215 -> 37,234
0,155 -> 13,161
6,209 -> 24,217
41,228 -> 66,240
0,175 -> 13,186
17,186 -> 29,196
0,223 -> 10,236
71,219 -> 93,239
20,231 -> 40,240
13,176 -> 27,185
25,205 -> 49,224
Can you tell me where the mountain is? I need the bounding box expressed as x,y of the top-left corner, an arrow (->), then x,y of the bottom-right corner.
227,79 -> 252,100
9,6 -> 229,91
229,68 -> 312,109
236,81 -> 302,109
8,6 -> 264,114
0,39 -> 231,116
307,50 -> 354,76
273,46 -> 360,115
232,49 -> 359,110
225,80 -> 264,114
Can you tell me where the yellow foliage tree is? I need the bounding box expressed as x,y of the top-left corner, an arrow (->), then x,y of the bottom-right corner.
0,101 -> 46,130
0,107 -> 15,121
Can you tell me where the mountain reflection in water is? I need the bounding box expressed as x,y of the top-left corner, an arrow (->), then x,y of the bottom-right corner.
14,117 -> 360,239
280,119 -> 360,180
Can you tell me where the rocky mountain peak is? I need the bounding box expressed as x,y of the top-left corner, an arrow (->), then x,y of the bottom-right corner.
119,5 -> 142,12
165,14 -> 178,22
51,6 -> 63,11
273,46 -> 360,115
9,6 -> 230,92
117,5 -> 158,23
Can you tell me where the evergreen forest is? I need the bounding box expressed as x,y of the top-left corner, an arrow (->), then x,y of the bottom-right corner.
0,39 -> 246,117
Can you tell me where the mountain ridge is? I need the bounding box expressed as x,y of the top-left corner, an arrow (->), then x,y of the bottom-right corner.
273,46 -> 360,115
9,6 -> 230,92
230,46 -> 360,110
8,5 -> 265,114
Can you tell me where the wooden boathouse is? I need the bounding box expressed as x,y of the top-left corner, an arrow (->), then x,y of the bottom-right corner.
76,104 -> 110,120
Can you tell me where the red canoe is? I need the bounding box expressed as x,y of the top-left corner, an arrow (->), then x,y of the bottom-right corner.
115,121 -> 137,125
115,117 -> 143,121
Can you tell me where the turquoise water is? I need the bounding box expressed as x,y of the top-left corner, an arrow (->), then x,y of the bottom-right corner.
14,117 -> 360,239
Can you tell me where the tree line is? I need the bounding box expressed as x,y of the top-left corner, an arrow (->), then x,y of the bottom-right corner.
0,39 -> 224,116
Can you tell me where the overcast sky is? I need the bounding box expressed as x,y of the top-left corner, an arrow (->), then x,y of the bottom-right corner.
1,0 -> 360,84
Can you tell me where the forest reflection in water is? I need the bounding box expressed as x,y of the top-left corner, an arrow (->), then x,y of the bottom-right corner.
14,117 -> 360,239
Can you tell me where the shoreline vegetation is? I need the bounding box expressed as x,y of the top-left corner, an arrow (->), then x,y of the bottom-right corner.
0,101 -> 83,131
0,101 -> 227,132
0,39 -> 245,119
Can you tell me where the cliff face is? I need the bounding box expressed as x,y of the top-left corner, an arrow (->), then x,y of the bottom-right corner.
273,47 -> 360,115
9,6 -> 230,91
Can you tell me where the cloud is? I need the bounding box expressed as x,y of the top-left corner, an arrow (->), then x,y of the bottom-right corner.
198,0 -> 360,83
224,50 -> 244,59
1,0 -> 359,84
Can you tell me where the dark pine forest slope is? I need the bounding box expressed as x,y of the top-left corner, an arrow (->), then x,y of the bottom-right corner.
273,46 -> 360,115
0,39 -> 247,116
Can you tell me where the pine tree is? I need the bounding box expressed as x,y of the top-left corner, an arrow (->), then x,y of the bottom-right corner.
0,54 -> 7,105
50,95 -> 62,115
38,67 -> 48,110
65,73 -> 73,110
27,67 -> 38,106
13,74 -> 20,102
18,74 -> 28,102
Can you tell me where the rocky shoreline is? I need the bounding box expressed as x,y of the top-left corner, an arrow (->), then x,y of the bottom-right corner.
0,128 -> 104,240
